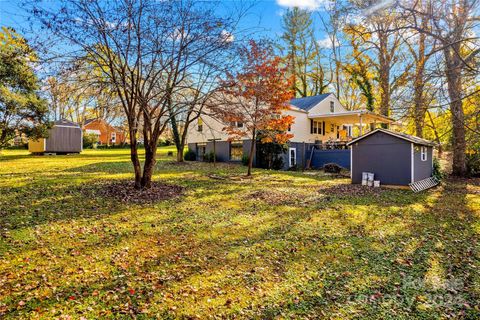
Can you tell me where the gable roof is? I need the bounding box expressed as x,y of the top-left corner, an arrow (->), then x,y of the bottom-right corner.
83,118 -> 97,126
290,93 -> 332,111
53,119 -> 80,128
346,128 -> 436,147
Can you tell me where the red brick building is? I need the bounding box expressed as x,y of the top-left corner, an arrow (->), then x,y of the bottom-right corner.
83,119 -> 126,145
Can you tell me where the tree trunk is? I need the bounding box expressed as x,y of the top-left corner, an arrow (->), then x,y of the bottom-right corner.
176,144 -> 184,162
141,142 -> 157,189
128,127 -> 142,189
413,31 -> 427,138
444,45 -> 467,176
247,131 -> 256,176
169,112 -> 184,162
378,32 -> 390,128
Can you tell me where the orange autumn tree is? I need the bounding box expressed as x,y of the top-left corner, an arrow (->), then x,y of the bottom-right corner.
213,40 -> 294,176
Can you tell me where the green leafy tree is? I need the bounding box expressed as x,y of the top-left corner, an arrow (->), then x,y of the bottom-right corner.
0,27 -> 48,148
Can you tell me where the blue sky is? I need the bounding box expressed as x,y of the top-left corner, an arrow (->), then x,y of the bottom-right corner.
0,0 -> 332,47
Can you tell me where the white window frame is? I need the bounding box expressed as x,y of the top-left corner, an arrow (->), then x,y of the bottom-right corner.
289,147 -> 297,167
111,132 -> 116,143
421,146 -> 428,161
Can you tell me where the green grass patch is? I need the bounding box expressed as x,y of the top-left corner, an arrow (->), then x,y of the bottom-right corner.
0,148 -> 479,319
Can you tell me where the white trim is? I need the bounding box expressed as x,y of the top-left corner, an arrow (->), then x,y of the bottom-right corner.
411,143 -> 415,183
80,129 -> 83,152
289,147 -> 297,167
85,129 -> 101,135
432,148 -> 434,170
350,145 -> 353,180
54,125 -> 80,128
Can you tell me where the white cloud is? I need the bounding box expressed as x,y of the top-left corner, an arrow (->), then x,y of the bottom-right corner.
317,36 -> 339,49
276,0 -> 327,11
362,0 -> 395,16
220,30 -> 234,43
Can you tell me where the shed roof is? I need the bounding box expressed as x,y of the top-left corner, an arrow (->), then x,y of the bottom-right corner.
289,93 -> 332,111
346,129 -> 436,147
53,119 -> 80,128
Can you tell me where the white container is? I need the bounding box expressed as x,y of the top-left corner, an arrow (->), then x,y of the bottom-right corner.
374,180 -> 380,188
367,180 -> 374,187
362,180 -> 368,186
362,172 -> 369,181
367,173 -> 374,181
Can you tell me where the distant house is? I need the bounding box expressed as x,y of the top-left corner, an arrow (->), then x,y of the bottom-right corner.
347,129 -> 435,186
187,93 -> 394,169
28,119 -> 82,154
83,119 -> 126,145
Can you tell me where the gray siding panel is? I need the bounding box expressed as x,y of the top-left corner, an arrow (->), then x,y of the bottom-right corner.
414,145 -> 433,182
351,132 -> 411,185
205,141 -> 230,162
45,126 -> 82,153
242,140 -> 255,165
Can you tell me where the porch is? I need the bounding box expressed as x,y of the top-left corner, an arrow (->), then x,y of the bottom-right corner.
308,109 -> 394,149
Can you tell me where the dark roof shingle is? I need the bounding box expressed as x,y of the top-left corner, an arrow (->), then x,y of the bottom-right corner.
347,129 -> 436,147
290,93 -> 332,111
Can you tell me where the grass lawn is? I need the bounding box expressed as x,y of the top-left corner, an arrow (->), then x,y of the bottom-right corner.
0,148 -> 479,319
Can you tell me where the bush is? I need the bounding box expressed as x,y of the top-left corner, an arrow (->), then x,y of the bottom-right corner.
203,151 -> 216,163
323,163 -> 342,174
256,141 -> 286,170
467,152 -> 480,177
83,133 -> 98,149
241,154 -> 250,166
432,157 -> 444,180
184,149 -> 196,161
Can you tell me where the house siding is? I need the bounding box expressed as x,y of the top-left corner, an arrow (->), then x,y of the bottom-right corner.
351,132 -> 411,185
413,145 -> 433,182
188,140 -> 254,164
45,126 -> 82,153
83,119 -> 125,145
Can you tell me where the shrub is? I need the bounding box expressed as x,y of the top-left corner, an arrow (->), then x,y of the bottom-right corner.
203,151 -> 216,163
432,157 -> 444,180
255,141 -> 286,170
241,154 -> 249,166
323,163 -> 342,174
467,152 -> 480,177
184,149 -> 196,161
83,133 -> 98,149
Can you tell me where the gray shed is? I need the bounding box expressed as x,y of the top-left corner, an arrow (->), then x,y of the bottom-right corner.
28,119 -> 82,154
347,129 -> 435,186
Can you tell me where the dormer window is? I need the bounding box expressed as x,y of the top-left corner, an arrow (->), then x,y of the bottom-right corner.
330,101 -> 334,113
197,118 -> 203,132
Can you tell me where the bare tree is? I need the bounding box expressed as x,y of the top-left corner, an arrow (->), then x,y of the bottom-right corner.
402,0 -> 480,176
30,0 -> 242,188
347,1 -> 411,122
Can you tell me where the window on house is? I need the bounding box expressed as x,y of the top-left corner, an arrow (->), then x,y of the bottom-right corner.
237,122 -> 243,128
312,121 -> 322,134
330,101 -> 334,113
343,125 -> 353,137
288,124 -> 291,132
111,132 -> 116,143
197,118 -> 203,132
421,146 -> 428,161
230,142 -> 243,161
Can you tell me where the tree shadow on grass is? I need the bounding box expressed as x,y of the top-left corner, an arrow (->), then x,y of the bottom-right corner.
249,178 -> 480,319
